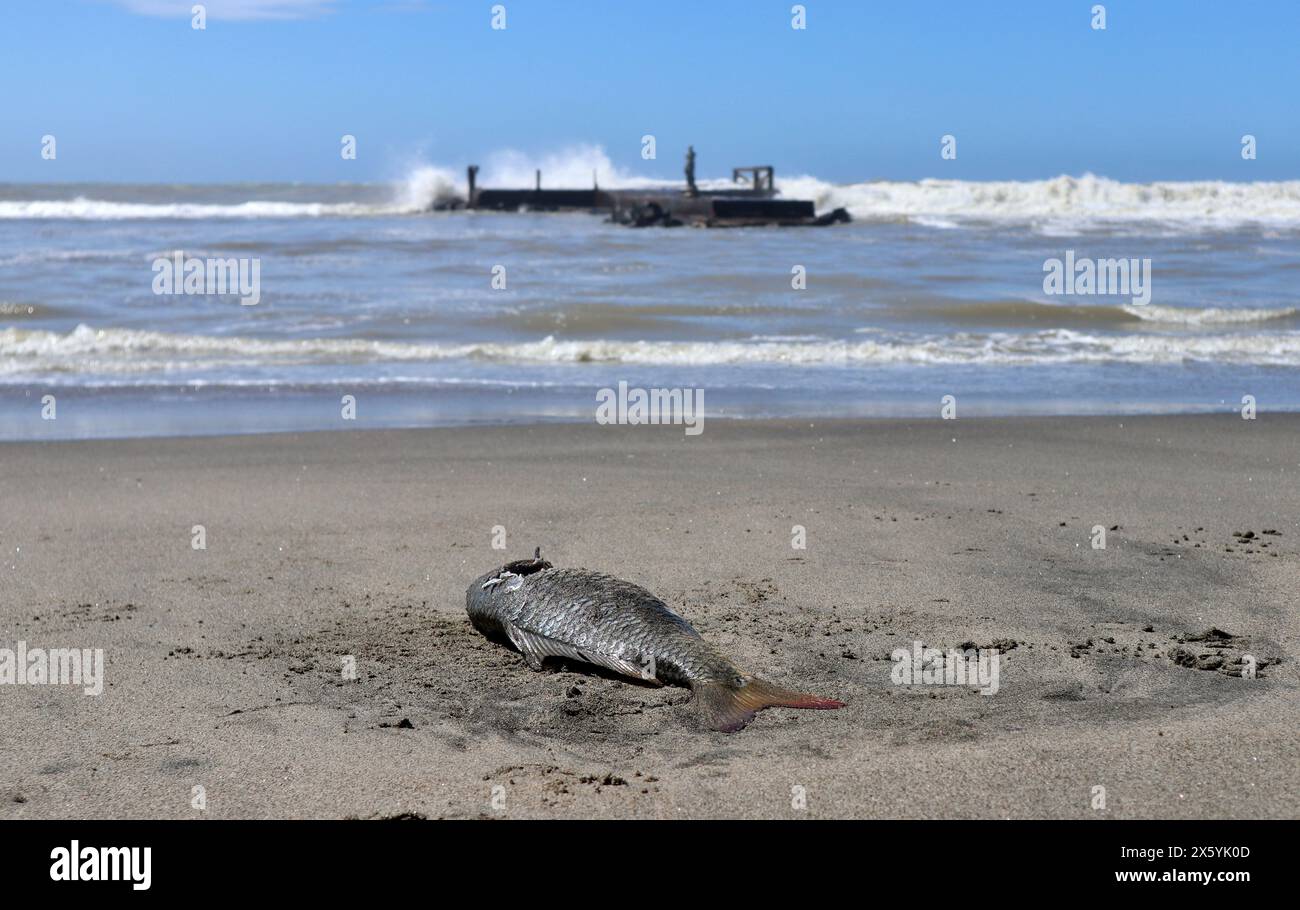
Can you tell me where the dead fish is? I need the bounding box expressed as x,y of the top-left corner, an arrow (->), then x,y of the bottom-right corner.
466,549 -> 845,732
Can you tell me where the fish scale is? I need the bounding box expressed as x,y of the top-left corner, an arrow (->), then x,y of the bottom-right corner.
466,553 -> 845,732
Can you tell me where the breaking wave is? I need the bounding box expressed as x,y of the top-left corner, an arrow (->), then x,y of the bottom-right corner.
10,148 -> 1296,230
0,198 -> 399,220
777,173 -> 1300,231
0,166 -> 463,220
5,325 -> 1300,378
910,299 -> 1300,328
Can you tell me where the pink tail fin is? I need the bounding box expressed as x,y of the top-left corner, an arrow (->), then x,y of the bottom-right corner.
693,676 -> 845,733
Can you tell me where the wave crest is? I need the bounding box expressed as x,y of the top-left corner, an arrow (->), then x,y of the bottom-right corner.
777,173 -> 1300,230
4,325 -> 1300,377
6,166 -> 1300,229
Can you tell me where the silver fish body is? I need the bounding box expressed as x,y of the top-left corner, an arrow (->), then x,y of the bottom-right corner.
466,554 -> 844,732
468,565 -> 737,686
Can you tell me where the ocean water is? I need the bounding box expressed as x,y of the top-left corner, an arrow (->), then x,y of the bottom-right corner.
3,170 -> 1299,440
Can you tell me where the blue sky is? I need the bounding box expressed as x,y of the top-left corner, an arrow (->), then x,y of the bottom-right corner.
2,0 -> 1297,183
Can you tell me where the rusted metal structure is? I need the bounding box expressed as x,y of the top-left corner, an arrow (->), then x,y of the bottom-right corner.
459,150 -> 849,227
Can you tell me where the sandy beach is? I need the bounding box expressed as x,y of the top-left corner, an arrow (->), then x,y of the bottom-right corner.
1,414 -> 1296,819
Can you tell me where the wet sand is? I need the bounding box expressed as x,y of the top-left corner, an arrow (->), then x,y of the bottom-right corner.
1,415 -> 1297,818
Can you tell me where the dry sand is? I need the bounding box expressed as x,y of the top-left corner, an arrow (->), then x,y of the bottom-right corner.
1,415 -> 1297,818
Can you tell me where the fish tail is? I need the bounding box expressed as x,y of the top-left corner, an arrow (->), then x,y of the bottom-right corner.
692,675 -> 845,733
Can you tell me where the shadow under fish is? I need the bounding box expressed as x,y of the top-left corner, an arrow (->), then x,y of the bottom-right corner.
466,549 -> 845,732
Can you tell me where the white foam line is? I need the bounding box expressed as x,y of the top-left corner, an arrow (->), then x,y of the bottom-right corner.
4,324 -> 1300,372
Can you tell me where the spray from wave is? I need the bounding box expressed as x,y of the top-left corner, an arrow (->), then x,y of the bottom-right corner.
391,164 -> 463,211
477,143 -> 672,190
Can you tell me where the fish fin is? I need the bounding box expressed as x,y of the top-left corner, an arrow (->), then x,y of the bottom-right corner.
502,549 -> 552,577
503,623 -> 659,682
504,624 -> 573,671
692,676 -> 845,733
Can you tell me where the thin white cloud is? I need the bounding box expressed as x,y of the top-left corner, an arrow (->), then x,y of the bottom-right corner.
108,0 -> 337,21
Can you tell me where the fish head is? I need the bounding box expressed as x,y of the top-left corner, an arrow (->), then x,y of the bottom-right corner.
465,549 -> 554,623
465,567 -> 516,636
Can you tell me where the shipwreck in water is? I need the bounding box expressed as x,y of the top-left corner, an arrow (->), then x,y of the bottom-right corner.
435,148 -> 849,228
